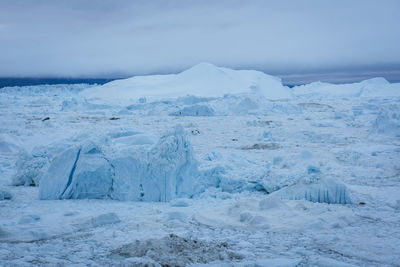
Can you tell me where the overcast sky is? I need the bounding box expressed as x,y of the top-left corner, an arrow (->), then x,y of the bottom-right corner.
0,0 -> 399,79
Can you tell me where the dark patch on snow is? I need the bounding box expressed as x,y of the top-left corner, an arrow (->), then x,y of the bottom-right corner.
111,233 -> 243,266
241,143 -> 280,150
0,190 -> 12,200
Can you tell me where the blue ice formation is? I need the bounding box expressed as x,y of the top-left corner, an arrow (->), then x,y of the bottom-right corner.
39,142 -> 113,199
273,179 -> 352,204
39,126 -> 210,201
110,125 -> 199,201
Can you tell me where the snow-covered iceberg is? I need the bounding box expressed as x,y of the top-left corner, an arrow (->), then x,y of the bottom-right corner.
81,63 -> 292,103
292,77 -> 400,98
39,126 -> 209,201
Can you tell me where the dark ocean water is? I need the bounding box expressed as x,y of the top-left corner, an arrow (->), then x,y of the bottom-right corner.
0,78 -> 117,89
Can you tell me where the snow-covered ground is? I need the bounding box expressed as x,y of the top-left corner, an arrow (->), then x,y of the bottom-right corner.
1,64 -> 400,266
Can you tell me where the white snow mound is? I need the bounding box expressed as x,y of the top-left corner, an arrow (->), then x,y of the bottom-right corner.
81,63 -> 292,103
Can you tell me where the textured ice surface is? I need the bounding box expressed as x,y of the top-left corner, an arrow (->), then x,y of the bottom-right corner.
0,137 -> 19,153
111,125 -> 202,201
139,125 -> 199,201
371,110 -> 400,137
259,195 -> 288,210
12,140 -> 77,186
39,146 -> 85,199
86,213 -> 121,228
18,214 -> 40,224
245,152 -> 320,194
170,104 -> 214,116
62,143 -> 113,199
12,151 -> 51,186
170,198 -> 190,207
60,98 -> 78,111
176,95 -> 214,105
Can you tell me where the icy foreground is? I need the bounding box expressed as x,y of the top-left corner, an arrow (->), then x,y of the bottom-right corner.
1,64 -> 400,266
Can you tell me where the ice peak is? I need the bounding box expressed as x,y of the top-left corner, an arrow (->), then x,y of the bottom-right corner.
179,62 -> 224,77
360,77 -> 389,85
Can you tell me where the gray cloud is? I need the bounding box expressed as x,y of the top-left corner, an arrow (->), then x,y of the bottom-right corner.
0,0 -> 399,77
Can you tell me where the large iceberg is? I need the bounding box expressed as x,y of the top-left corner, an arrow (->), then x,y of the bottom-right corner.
39,126 -> 207,201
81,63 -> 293,103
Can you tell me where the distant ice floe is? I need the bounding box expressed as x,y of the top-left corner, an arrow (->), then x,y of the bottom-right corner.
0,84 -> 92,97
292,77 -> 400,98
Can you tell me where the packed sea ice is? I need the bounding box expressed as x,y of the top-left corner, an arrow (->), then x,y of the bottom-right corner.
0,63 -> 399,266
